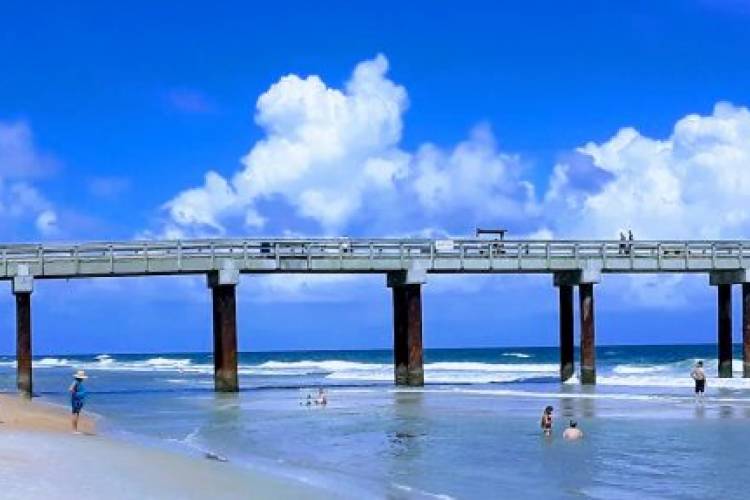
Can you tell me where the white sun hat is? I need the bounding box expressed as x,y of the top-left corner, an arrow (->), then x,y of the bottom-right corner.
73,370 -> 88,380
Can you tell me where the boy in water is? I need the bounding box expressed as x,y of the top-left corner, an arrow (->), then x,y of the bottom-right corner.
540,406 -> 553,436
315,388 -> 327,406
691,360 -> 706,404
563,420 -> 583,440
69,370 -> 88,433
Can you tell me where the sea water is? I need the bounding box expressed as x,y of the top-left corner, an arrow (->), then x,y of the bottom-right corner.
2,345 -> 750,499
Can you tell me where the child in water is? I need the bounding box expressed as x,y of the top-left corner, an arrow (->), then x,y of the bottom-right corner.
69,370 -> 88,433
540,406 -> 553,437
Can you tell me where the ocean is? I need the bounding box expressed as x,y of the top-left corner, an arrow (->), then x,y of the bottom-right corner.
3,345 -> 750,499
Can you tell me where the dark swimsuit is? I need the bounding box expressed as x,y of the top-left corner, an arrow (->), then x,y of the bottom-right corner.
695,379 -> 705,394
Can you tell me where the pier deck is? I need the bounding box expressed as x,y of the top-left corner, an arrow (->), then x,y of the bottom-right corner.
0,239 -> 748,278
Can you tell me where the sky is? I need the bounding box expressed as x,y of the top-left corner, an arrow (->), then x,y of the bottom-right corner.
1,0 -> 750,354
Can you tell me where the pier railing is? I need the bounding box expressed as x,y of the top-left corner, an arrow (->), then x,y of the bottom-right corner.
0,239 -> 748,278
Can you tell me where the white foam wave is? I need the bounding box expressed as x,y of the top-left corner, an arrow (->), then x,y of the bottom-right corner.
37,357 -> 71,367
612,364 -> 669,375
501,352 -> 532,359
5,355 -> 750,390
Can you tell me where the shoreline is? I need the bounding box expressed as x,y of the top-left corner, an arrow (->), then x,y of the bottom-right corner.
0,393 -> 336,499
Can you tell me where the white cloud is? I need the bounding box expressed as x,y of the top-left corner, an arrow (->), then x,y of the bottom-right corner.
157,55 -> 750,309
165,54 -> 409,235
545,102 -> 750,240
411,124 -> 536,221
0,121 -> 57,178
35,209 -> 58,235
0,121 -> 59,238
163,55 -> 535,237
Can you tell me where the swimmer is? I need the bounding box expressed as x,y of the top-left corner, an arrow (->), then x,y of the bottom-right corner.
562,420 -> 583,440
316,388 -> 327,406
540,406 -> 553,437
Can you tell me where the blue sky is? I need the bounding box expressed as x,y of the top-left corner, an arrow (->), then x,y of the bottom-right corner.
1,1 -> 750,354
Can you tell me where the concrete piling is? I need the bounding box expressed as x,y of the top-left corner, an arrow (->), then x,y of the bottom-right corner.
13,267 -> 34,398
15,292 -> 32,397
717,283 -> 733,378
558,284 -> 575,382
579,283 -> 596,385
208,263 -> 240,392
388,269 -> 426,386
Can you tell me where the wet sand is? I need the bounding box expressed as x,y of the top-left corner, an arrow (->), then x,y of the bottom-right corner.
0,393 -> 96,434
0,394 -> 333,499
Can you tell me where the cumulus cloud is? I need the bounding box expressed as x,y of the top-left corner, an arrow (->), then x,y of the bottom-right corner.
545,102 -> 750,240
0,121 -> 59,238
163,55 -> 535,237
411,124 -> 537,222
157,55 -> 750,308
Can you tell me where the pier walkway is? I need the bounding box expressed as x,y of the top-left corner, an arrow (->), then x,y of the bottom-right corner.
2,238 -> 750,394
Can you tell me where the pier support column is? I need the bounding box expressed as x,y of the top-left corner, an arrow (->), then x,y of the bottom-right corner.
579,283 -> 596,385
208,262 -> 240,392
557,284 -> 575,382
388,268 -> 426,386
13,267 -> 34,397
744,284 -> 750,378
717,283 -> 733,378
555,267 -> 600,385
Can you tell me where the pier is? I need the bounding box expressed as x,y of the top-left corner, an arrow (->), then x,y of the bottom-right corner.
2,238 -> 750,395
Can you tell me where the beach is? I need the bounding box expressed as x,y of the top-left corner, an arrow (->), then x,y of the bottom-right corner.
2,345 -> 750,499
0,394 -> 334,499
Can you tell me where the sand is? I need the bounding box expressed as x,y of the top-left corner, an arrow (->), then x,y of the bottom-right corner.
0,394 -> 334,499
0,394 -> 96,434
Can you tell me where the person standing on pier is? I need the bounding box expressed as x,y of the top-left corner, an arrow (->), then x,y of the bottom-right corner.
627,229 -> 634,255
540,406 -> 554,437
69,370 -> 88,433
691,361 -> 706,404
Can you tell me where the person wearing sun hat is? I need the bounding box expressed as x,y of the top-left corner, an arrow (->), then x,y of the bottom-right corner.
68,370 -> 88,433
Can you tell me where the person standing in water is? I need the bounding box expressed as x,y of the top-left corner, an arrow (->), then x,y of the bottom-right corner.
69,370 -> 88,433
691,361 -> 706,403
540,406 -> 553,437
563,420 -> 583,440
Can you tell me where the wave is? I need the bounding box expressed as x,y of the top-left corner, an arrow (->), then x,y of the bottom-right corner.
612,364 -> 669,375
3,355 -> 750,389
501,352 -> 532,359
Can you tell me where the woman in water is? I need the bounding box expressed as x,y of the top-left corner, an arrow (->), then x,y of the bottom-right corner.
540,406 -> 553,437
69,370 -> 88,433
